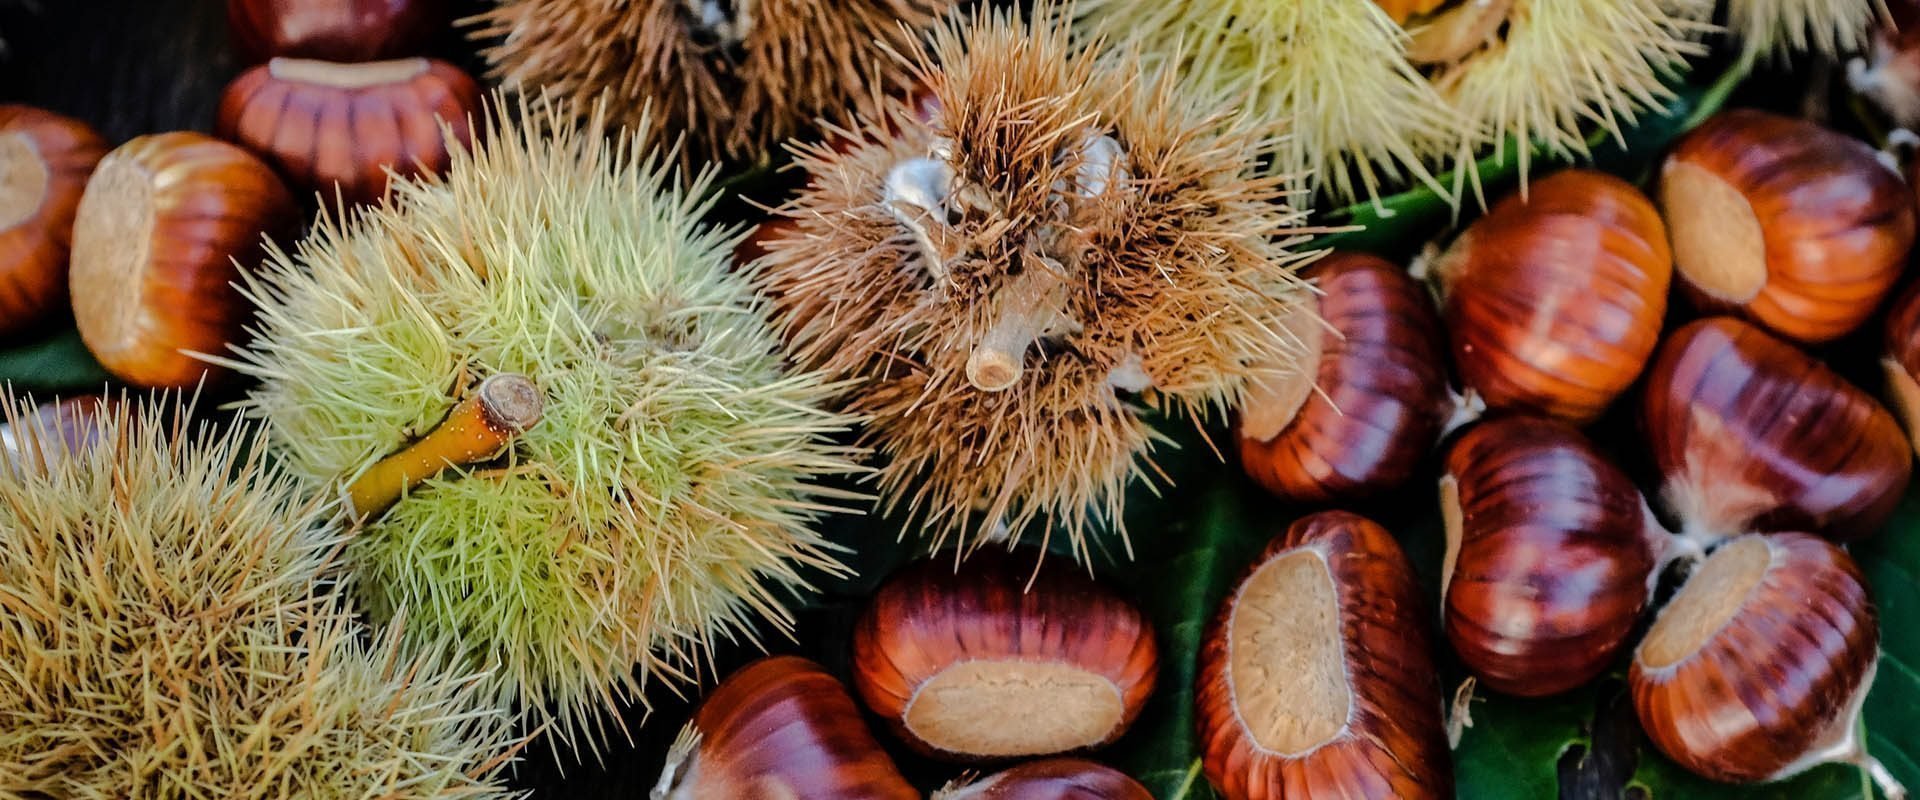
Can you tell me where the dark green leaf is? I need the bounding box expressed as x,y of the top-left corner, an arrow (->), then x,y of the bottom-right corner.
0,327 -> 112,394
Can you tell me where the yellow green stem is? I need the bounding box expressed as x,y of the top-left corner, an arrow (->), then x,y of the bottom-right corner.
345,373 -> 544,519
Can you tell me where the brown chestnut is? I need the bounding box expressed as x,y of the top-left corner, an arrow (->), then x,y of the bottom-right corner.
852,550 -> 1158,761
1632,533 -> 1896,793
933,759 -> 1152,800
1661,110 -> 1915,343
226,0 -> 449,63
0,394 -> 120,473
69,132 -> 295,389
1196,510 -> 1452,800
1238,252 -> 1450,503
217,57 -> 479,206
0,106 -> 107,338
1433,169 -> 1673,424
1642,316 -> 1911,543
1887,282 -> 1920,455
653,656 -> 918,800
1441,415 -> 1670,697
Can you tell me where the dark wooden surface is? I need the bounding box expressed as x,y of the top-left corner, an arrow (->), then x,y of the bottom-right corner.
0,2 -> 1672,796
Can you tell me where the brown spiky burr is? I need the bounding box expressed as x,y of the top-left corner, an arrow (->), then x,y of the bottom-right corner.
756,6 -> 1314,554
473,0 -> 955,168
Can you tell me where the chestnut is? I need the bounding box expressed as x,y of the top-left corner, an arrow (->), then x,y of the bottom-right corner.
1441,415 -> 1666,697
653,656 -> 918,800
1433,169 -> 1672,424
226,0 -> 449,62
851,550 -> 1158,761
1631,533 -> 1896,793
1848,0 -> 1920,128
1237,251 -> 1449,504
69,132 -> 295,389
1,394 -> 120,473
217,57 -> 480,206
933,759 -> 1152,800
1195,510 -> 1451,800
1642,317 -> 1911,542
1660,109 -> 1915,343
1887,282 -> 1920,455
0,106 -> 107,338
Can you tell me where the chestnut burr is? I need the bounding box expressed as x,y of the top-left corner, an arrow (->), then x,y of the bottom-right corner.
1643,316 -> 1911,543
1632,534 -> 1895,794
933,759 -> 1152,800
1885,281 -> 1920,456
852,550 -> 1158,761
1433,169 -> 1672,424
653,656 -> 918,800
1237,252 -> 1450,504
1196,511 -> 1452,800
226,0 -> 450,63
0,106 -> 107,338
1660,109 -> 1915,343
68,132 -> 296,389
1441,416 -> 1667,697
217,57 -> 480,206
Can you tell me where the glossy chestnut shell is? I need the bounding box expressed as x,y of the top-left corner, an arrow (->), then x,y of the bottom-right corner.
1631,533 -> 1879,784
1196,510 -> 1452,800
69,132 -> 295,389
1642,316 -> 1911,542
1237,252 -> 1449,503
1435,169 -> 1672,424
852,549 -> 1158,761
0,394 -> 120,472
0,106 -> 107,338
933,758 -> 1153,800
655,656 -> 917,800
1441,415 -> 1662,697
1661,109 -> 1915,343
226,0 -> 449,62
1885,281 -> 1920,456
217,57 -> 480,206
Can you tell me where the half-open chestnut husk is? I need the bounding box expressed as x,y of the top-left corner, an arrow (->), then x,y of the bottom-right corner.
852,550 -> 1158,762
1441,415 -> 1668,697
1433,168 -> 1672,424
1632,533 -> 1898,795
1238,251 -> 1450,503
0,105 -> 107,338
1643,316 -> 1911,543
1661,109 -> 1915,343
933,759 -> 1152,800
653,656 -> 918,800
68,132 -> 295,389
1886,281 -> 1920,456
217,57 -> 480,206
1196,510 -> 1452,800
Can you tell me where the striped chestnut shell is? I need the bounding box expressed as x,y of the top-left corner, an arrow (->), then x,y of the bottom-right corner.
0,106 -> 107,338
852,550 -> 1158,761
216,57 -> 479,206
653,656 -> 917,800
1661,110 -> 1915,343
1441,415 -> 1663,697
932,758 -> 1153,800
1885,281 -> 1920,456
1433,169 -> 1672,424
69,132 -> 295,389
1237,251 -> 1449,503
1642,316 -> 1911,542
1196,510 -> 1452,800
1631,533 -> 1881,785
226,0 -> 449,62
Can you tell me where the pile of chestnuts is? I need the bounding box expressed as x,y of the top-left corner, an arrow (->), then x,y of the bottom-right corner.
1234,107 -> 1919,798
0,0 -> 477,390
